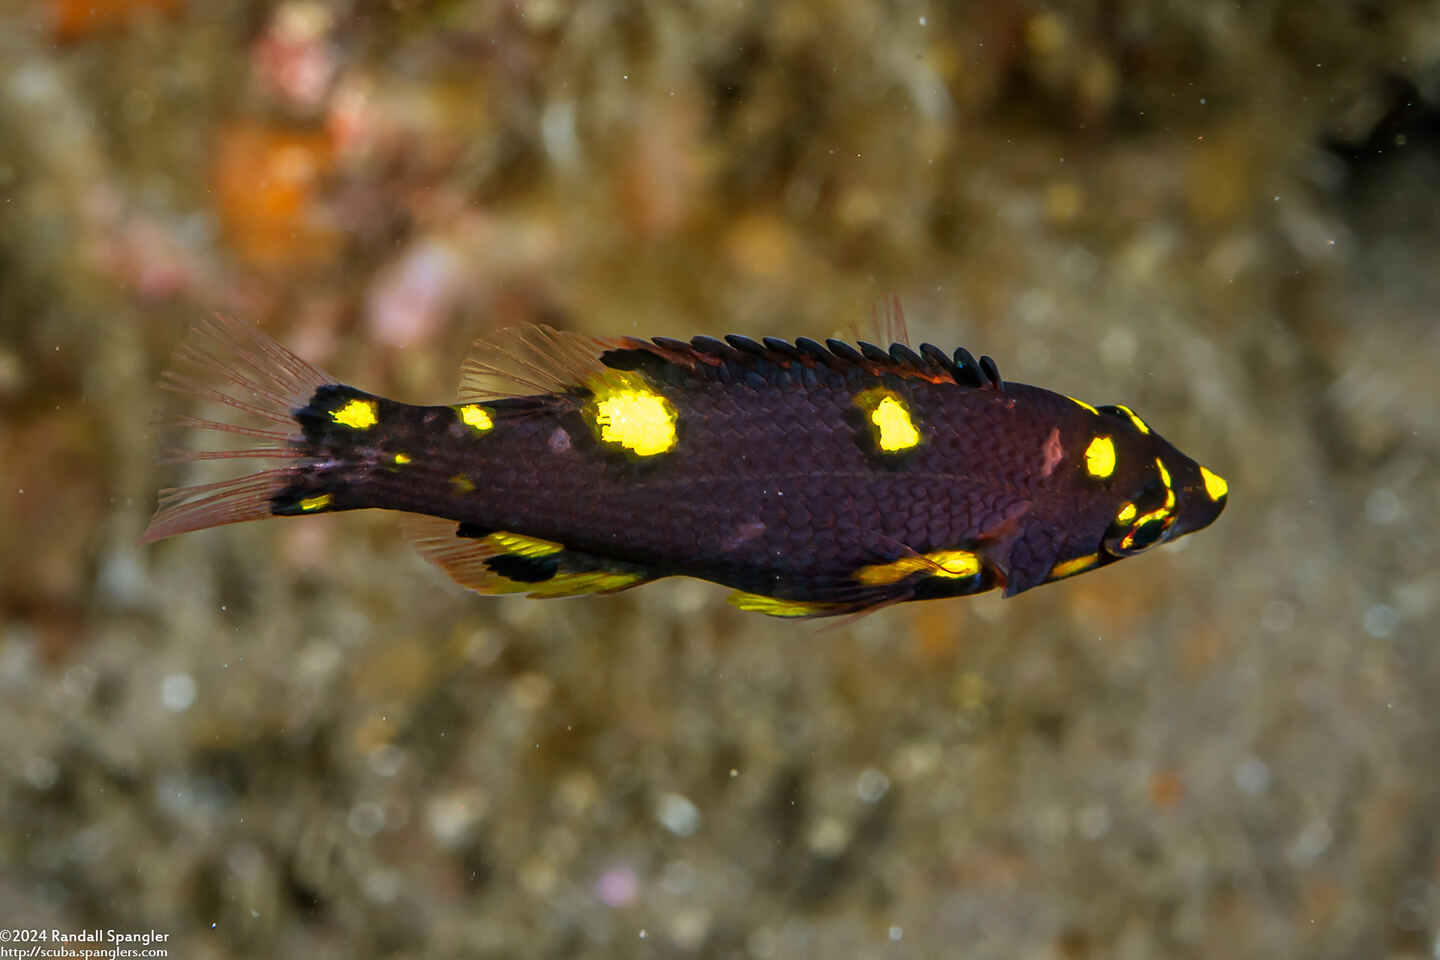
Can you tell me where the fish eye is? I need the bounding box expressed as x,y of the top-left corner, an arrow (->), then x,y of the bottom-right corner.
1103,482 -> 1177,559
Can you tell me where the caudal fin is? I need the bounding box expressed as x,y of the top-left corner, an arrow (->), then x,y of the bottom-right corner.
138,315 -> 337,544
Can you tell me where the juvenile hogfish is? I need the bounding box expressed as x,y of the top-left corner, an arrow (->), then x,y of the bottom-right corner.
140,314 -> 1227,617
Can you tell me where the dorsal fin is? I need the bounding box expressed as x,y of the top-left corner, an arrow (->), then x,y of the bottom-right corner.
458,325 -> 636,401
459,316 -> 1003,401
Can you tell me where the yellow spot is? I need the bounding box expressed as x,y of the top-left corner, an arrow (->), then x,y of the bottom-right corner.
1116,501 -> 1137,524
457,404 -> 494,433
299,493 -> 332,512
1112,404 -> 1151,435
727,591 -> 838,618
528,571 -> 646,597
485,531 -> 563,558
1069,397 -> 1099,416
332,398 -> 378,430
856,550 -> 982,585
1200,465 -> 1228,501
1155,458 -> 1173,492
871,396 -> 921,451
392,452 -> 411,465
1049,554 -> 1099,580
593,387 -> 677,456
1084,435 -> 1116,478
451,474 -> 476,493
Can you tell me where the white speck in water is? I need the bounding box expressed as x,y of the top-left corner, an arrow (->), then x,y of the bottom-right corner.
161,673 -> 197,712
918,15 -> 926,25
348,802 -> 386,837
366,744 -> 405,777
24,755 -> 59,791
1365,487 -> 1402,525
1234,757 -> 1272,795
656,793 -> 701,836
1363,604 -> 1399,639
889,925 -> 903,941
637,929 -> 647,939
856,768 -> 890,803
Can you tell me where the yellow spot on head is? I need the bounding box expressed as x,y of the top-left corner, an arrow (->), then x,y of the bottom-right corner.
1049,554 -> 1099,580
457,404 -> 494,433
593,386 -> 677,456
332,398 -> 378,430
299,493 -> 332,512
1113,404 -> 1151,435
870,396 -> 921,452
727,590 -> 838,618
1116,501 -> 1137,524
1084,435 -> 1116,478
1200,465 -> 1228,501
1070,397 -> 1099,416
856,550 -> 982,585
392,452 -> 411,465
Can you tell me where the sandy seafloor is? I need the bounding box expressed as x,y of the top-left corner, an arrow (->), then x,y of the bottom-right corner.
2,2 -> 1439,958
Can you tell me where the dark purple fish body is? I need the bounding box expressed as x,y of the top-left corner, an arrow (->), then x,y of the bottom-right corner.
142,317 -> 1227,618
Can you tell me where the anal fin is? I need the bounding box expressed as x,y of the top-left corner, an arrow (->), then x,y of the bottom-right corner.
401,515 -> 654,598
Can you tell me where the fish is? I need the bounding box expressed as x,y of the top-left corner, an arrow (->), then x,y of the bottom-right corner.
139,312 -> 1228,618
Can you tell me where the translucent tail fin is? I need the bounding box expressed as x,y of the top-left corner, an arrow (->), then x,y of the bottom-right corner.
138,315 -> 336,544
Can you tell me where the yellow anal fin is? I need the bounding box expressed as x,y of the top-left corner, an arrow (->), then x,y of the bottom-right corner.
401,515 -> 652,598
726,590 -> 844,619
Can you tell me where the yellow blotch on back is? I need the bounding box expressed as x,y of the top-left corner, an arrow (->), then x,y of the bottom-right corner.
856,549 -> 982,586
332,398 -> 379,430
854,389 -> 921,453
1069,397 -> 1100,416
1200,465 -> 1228,501
1084,435 -> 1116,478
457,404 -> 495,433
592,379 -> 677,457
1111,404 -> 1151,435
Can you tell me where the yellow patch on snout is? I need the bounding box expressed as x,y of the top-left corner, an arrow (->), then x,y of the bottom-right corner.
1084,435 -> 1116,479
593,386 -> 677,456
1200,465 -> 1228,501
332,398 -> 378,430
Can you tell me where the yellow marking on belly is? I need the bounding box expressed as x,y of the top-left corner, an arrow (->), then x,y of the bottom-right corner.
299,493 -> 333,512
457,404 -> 494,433
332,398 -> 379,430
727,591 -> 840,618
486,531 -> 563,558
527,570 -> 646,597
1112,404 -> 1151,434
1115,501 -> 1137,524
1084,435 -> 1116,478
592,383 -> 677,456
451,474 -> 476,493
1200,465 -> 1228,501
856,549 -> 982,586
1049,554 -> 1099,580
1069,397 -> 1099,415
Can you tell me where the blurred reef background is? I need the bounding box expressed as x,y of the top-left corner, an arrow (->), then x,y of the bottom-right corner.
2,1 -> 1440,957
